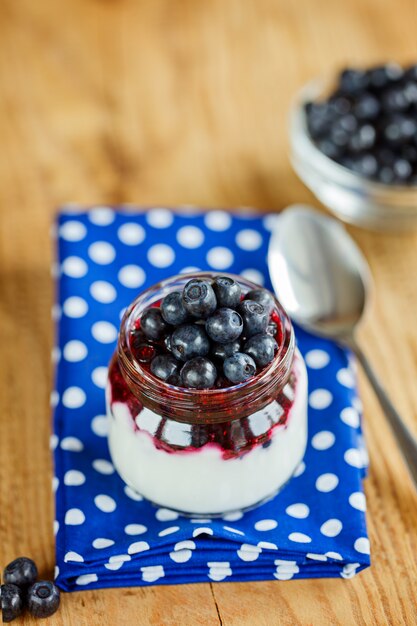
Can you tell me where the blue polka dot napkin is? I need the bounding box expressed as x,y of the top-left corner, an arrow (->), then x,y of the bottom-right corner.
52,206 -> 370,591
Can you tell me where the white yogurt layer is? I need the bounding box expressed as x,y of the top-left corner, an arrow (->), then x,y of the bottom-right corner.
107,352 -> 308,515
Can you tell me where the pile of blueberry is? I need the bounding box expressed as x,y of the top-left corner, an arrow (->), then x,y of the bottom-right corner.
1,557 -> 60,622
132,276 -> 279,389
305,62 -> 417,184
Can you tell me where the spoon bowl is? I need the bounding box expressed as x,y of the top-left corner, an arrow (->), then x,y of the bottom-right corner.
268,205 -> 417,489
268,205 -> 370,338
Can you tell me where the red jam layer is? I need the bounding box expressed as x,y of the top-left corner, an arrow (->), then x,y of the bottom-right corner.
108,355 -> 297,460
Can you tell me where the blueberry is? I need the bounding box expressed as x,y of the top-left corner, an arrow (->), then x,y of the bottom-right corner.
244,288 -> 275,315
223,352 -> 256,384
339,68 -> 368,94
164,334 -> 173,352
405,64 -> 417,82
266,321 -> 278,336
205,308 -> 243,343
150,354 -> 180,381
368,63 -> 403,89
211,340 -> 241,361
383,120 -> 403,145
382,88 -> 408,113
398,116 -> 417,140
237,300 -> 269,338
316,138 -> 342,160
378,166 -> 396,184
166,373 -> 182,387
330,125 -> 350,148
1,584 -> 24,623
328,94 -> 352,116
182,279 -> 217,318
161,291 -> 189,325
180,357 -> 217,389
212,276 -> 242,308
348,124 -> 376,152
27,581 -> 60,619
351,154 -> 378,178
140,308 -> 169,340
401,144 -> 417,163
305,102 -> 334,138
393,158 -> 412,181
404,81 -> 417,105
244,333 -> 278,367
354,93 -> 380,120
376,147 -> 396,165
3,557 -> 38,588
170,324 -> 210,361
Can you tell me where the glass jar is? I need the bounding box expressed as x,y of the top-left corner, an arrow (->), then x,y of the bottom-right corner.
290,76 -> 417,231
106,272 -> 308,516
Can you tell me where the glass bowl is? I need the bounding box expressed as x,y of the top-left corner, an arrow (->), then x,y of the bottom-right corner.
289,77 -> 417,231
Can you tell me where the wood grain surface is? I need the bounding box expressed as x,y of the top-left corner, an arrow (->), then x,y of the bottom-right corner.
1,1 -> 417,624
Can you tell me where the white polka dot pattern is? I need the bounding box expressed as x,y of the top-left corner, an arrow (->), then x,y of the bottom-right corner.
309,389 -> 333,410
91,321 -> 118,344
206,246 -> 234,269
93,538 -> 115,549
315,473 -> 339,493
94,495 -> 117,513
59,221 -> 87,241
118,223 -> 146,246
53,211 -> 369,589
204,210 -> 232,231
349,492 -> 366,512
63,340 -> 88,362
305,349 -> 330,369
176,225 -> 204,248
90,281 -> 117,303
240,268 -> 265,286
354,537 -> 370,555
92,459 -> 114,475
63,297 -> 88,318
118,265 -> 146,288
62,388 -> 86,409
64,470 -> 86,486
311,431 -> 336,450
146,208 -> 174,228
254,519 -> 278,531
147,244 -> 175,268
88,241 -> 116,264
88,207 -> 115,226
62,256 -> 88,278
235,229 -> 263,251
320,519 -> 343,537
285,503 -> 310,519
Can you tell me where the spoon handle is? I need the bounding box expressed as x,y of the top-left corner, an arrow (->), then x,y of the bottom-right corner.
346,336 -> 417,488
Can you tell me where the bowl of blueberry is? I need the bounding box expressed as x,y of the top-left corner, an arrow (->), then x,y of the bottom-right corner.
290,62 -> 417,230
106,273 -> 308,516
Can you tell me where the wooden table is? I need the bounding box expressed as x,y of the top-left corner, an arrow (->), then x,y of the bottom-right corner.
1,1 -> 416,624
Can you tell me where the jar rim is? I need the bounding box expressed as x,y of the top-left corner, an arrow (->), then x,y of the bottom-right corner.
117,272 -> 295,423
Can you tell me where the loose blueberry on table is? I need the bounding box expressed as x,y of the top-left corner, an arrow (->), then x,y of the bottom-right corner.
130,276 -> 279,389
305,62 -> 417,185
3,558 -> 38,589
1,557 -> 60,622
1,585 -> 24,623
27,582 -> 61,619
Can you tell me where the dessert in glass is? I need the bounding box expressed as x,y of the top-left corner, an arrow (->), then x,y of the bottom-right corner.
106,273 -> 308,516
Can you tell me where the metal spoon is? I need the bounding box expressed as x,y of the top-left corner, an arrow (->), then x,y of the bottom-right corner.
268,204 -> 417,487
